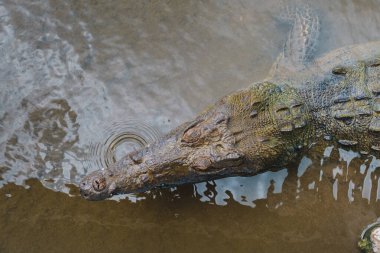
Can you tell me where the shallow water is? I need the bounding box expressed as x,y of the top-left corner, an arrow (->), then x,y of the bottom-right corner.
0,0 -> 380,252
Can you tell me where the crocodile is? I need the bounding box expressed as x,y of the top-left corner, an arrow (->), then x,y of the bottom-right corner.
80,5 -> 380,200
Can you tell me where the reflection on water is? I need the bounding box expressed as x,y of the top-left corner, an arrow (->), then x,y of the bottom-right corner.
195,150 -> 380,208
1,98 -> 81,192
195,169 -> 288,207
0,0 -> 380,252
363,157 -> 380,202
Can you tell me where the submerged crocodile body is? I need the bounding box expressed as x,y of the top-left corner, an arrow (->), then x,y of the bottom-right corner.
80,6 -> 380,200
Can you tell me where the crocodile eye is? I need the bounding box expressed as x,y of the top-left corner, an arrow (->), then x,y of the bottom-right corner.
182,126 -> 201,143
92,177 -> 107,192
332,66 -> 348,75
182,120 -> 204,144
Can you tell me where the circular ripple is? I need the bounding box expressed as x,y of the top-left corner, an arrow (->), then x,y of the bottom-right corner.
84,120 -> 161,170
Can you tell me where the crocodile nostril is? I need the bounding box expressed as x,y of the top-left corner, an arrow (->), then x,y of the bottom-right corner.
92,177 -> 106,191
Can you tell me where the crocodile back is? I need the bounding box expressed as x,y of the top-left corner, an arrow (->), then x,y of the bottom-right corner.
298,43 -> 380,152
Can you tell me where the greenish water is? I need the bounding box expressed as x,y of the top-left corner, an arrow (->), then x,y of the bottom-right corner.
0,0 -> 380,252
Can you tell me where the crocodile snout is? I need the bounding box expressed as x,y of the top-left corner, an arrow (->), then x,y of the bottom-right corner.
80,170 -> 116,201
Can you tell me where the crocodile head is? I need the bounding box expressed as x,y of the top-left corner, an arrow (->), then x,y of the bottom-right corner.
80,82 -> 309,200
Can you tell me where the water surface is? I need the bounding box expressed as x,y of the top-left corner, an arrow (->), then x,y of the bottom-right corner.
0,0 -> 380,252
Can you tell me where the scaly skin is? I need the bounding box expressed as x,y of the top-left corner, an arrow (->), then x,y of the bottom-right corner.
80,52 -> 380,200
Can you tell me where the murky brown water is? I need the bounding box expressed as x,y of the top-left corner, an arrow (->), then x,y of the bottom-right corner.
1,0 -> 380,252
